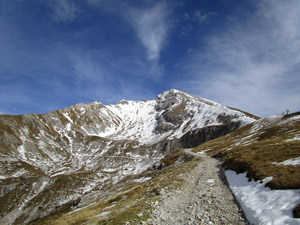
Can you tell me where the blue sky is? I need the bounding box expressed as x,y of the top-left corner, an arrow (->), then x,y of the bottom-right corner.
0,0 -> 299,117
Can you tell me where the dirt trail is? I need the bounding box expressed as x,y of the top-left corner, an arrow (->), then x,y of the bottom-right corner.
150,149 -> 248,225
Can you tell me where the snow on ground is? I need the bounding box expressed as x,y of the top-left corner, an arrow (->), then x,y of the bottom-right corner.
280,115 -> 300,125
225,170 -> 300,225
84,91 -> 256,144
96,211 -> 111,217
272,157 -> 300,166
285,136 -> 300,142
132,177 -> 152,183
102,168 -> 117,173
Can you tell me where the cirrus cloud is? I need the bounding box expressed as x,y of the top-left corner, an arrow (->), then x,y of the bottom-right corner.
178,0 -> 300,116
129,2 -> 171,63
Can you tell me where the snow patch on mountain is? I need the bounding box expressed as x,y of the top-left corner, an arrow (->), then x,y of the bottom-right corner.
272,157 -> 300,166
0,89 -> 258,225
81,89 -> 256,145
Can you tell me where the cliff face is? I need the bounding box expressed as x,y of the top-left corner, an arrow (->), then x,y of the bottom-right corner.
179,122 -> 241,148
0,89 -> 256,224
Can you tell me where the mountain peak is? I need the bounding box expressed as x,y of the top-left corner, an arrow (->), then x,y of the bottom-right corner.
0,89 -> 258,224
157,89 -> 186,98
157,89 -> 219,107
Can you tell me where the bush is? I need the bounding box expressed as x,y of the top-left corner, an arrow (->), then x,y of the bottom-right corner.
293,204 -> 300,218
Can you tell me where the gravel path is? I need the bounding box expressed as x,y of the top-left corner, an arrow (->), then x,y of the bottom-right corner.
149,149 -> 248,225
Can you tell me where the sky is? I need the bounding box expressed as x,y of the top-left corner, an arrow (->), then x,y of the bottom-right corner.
0,0 -> 299,117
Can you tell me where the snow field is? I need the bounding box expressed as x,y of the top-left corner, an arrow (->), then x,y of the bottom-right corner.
225,170 -> 300,225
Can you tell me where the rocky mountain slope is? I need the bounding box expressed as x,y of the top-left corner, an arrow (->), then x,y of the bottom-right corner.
0,89 -> 256,224
41,112 -> 300,225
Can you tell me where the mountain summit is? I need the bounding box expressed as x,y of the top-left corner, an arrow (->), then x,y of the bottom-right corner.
0,90 -> 256,224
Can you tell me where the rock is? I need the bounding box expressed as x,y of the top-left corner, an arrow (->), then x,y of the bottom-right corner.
146,218 -> 153,223
179,122 -> 241,148
159,189 -> 166,196
151,162 -> 164,170
150,154 -> 248,225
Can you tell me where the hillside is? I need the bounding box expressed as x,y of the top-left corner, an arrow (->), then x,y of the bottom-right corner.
0,89 -> 255,225
193,112 -> 300,224
1,90 -> 299,225
33,112 -> 300,225
28,112 -> 300,225
32,149 -> 248,225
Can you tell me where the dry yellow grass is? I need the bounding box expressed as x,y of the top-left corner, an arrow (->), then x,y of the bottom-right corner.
193,115 -> 300,218
30,150 -> 200,225
194,116 -> 300,189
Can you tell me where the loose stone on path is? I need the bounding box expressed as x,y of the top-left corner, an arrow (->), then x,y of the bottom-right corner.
150,149 -> 248,225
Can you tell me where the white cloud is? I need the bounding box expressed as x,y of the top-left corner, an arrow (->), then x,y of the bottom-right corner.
130,2 -> 171,63
185,10 -> 216,23
81,1 -> 171,79
68,49 -> 104,81
51,0 -> 81,22
180,0 -> 300,116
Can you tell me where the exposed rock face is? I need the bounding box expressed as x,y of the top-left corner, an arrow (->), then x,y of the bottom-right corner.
155,103 -> 190,133
0,89 -> 256,224
180,122 -> 241,148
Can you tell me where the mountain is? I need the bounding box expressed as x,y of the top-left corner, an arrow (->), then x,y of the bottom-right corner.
0,89 -> 257,224
27,112 -> 300,225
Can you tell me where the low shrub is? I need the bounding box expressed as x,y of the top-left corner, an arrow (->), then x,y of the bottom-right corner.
293,204 -> 300,218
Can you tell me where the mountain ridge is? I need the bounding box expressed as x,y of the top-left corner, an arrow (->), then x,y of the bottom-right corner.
0,89 -> 257,224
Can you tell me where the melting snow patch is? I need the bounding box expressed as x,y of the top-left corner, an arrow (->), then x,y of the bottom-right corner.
272,157 -> 300,166
97,211 -> 111,217
281,115 -> 300,125
103,204 -> 115,210
11,169 -> 27,178
225,170 -> 300,225
198,149 -> 210,154
132,177 -> 152,183
285,136 -> 300,142
102,168 -> 117,173
63,113 -> 73,123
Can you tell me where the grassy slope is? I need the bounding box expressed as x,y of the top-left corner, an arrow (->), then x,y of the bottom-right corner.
227,107 -> 260,120
193,114 -> 300,189
30,150 -> 200,225
193,113 -> 300,217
